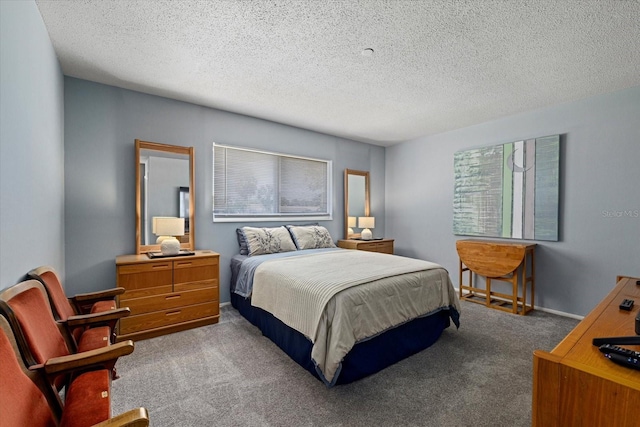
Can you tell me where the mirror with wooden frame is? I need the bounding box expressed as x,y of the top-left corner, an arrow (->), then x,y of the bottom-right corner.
135,139 -> 195,254
344,169 -> 370,239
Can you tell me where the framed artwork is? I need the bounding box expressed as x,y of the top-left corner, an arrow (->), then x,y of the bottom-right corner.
453,135 -> 560,241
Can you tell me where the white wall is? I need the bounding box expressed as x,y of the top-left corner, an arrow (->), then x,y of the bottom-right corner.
0,1 -> 65,289
386,87 -> 640,316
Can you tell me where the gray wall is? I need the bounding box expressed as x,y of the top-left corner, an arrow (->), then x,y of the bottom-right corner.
386,86 -> 640,316
0,1 -> 65,289
64,78 -> 386,302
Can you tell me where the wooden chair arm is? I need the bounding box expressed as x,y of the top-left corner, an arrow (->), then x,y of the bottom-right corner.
92,408 -> 150,427
43,340 -> 134,376
73,287 -> 125,302
67,308 -> 130,327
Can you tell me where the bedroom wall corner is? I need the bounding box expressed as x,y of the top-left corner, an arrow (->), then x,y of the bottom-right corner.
0,0 -> 65,290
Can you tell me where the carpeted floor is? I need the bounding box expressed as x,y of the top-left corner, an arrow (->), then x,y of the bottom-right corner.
111,301 -> 578,427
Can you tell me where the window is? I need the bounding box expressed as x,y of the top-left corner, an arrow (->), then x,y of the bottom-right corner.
213,144 -> 332,222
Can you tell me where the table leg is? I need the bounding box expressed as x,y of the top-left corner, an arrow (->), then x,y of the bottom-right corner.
512,268 -> 519,314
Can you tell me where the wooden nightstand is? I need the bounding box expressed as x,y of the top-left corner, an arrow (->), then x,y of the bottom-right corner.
337,238 -> 394,254
115,250 -> 220,341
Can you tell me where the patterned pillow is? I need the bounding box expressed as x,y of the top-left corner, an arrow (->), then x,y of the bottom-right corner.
241,226 -> 297,256
236,228 -> 249,255
287,225 -> 336,250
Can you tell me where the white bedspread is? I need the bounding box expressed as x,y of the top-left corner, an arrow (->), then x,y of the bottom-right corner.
250,250 -> 460,385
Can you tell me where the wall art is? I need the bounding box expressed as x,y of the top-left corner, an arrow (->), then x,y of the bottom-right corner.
453,135 -> 560,241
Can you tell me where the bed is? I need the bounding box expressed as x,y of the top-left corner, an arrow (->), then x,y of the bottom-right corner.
230,225 -> 461,387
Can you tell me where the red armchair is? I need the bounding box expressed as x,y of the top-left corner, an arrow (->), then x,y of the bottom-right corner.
0,280 -> 124,387
28,266 -> 125,314
0,303 -> 149,427
27,266 -> 130,345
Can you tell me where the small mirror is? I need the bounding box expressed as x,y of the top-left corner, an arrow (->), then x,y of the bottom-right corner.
136,140 -> 195,254
344,169 -> 370,239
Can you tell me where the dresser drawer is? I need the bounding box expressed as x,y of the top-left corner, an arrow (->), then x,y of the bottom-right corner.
120,287 -> 218,315
174,257 -> 219,285
357,241 -> 394,254
174,278 -> 218,293
117,261 -> 172,292
373,241 -> 393,254
119,301 -> 219,335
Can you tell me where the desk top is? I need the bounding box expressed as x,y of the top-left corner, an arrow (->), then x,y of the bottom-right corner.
551,276 -> 640,390
456,239 -> 536,277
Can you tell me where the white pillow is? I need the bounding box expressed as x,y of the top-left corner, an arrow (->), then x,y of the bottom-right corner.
241,226 -> 297,256
287,225 -> 336,250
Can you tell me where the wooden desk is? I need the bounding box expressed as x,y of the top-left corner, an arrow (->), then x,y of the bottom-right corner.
456,239 -> 536,315
532,276 -> 640,427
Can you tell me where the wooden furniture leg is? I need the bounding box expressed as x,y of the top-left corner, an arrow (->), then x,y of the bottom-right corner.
513,267 -> 519,314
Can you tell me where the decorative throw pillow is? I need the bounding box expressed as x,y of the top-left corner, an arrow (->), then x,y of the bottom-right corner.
287,225 -> 336,250
241,226 -> 297,256
236,228 -> 249,255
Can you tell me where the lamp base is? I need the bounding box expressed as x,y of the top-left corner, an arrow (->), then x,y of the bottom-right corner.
160,236 -> 180,255
361,228 -> 372,240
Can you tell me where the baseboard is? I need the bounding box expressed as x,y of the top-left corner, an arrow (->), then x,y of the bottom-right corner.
220,301 -> 231,308
535,306 -> 584,320
453,287 -> 584,321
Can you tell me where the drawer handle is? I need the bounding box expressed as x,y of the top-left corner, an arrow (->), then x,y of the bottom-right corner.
165,295 -> 181,300
176,262 -> 192,267
166,310 -> 181,316
152,264 -> 170,269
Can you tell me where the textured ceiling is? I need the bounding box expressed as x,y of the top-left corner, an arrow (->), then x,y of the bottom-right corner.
35,0 -> 640,146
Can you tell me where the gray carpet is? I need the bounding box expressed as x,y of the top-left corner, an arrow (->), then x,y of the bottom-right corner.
111,301 -> 578,427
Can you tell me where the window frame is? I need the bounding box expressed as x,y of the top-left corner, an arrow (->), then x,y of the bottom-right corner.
213,143 -> 333,223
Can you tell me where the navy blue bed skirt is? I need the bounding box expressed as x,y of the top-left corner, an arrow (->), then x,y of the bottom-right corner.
231,293 -> 454,386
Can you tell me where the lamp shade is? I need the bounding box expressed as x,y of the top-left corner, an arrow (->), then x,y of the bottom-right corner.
348,216 -> 357,227
154,217 -> 185,237
152,216 -> 174,235
358,217 -> 375,229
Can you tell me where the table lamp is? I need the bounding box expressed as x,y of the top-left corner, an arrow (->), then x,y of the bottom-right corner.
348,216 -> 357,235
358,216 -> 375,240
153,217 -> 185,255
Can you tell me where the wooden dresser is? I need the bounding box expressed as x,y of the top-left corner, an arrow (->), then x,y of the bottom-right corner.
532,276 -> 640,427
115,250 -> 220,341
337,238 -> 394,254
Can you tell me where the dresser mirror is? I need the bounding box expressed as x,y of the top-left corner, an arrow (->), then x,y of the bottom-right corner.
344,169 -> 370,239
135,139 -> 195,254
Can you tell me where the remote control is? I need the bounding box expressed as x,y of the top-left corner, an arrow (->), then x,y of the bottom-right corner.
598,344 -> 640,358
604,353 -> 640,371
599,344 -> 640,371
620,298 -> 634,311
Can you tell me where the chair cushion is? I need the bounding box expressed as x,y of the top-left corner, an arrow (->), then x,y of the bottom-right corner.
9,287 -> 70,363
91,300 -> 117,313
60,369 -> 111,427
0,328 -> 56,427
39,270 -> 76,320
76,326 -> 110,353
